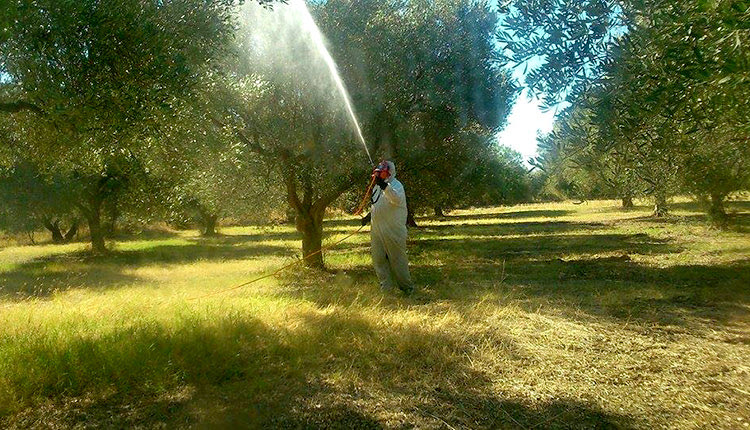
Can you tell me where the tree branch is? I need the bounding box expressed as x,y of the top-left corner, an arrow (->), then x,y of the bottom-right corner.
313,168 -> 366,214
0,100 -> 43,114
279,150 -> 302,213
211,117 -> 265,154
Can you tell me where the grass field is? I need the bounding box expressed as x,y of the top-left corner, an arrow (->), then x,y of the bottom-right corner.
1,199 -> 749,429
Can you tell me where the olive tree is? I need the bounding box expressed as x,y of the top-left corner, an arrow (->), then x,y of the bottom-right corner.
0,0 -> 248,251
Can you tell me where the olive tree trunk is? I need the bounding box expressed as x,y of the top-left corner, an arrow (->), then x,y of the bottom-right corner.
279,150 -> 361,270
708,193 -> 728,226
297,207 -> 324,269
64,221 -> 78,242
653,190 -> 669,217
204,214 -> 218,236
42,218 -> 78,243
43,218 -> 65,243
76,189 -> 107,253
86,201 -> 107,253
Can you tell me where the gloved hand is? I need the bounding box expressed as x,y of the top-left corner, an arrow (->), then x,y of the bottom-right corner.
375,175 -> 388,190
361,212 -> 371,226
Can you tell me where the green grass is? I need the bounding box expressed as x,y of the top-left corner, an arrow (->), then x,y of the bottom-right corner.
1,199 -> 749,429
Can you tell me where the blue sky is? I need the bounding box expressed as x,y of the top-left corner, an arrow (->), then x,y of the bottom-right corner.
496,55 -> 559,166
496,89 -> 557,165
493,1 -> 625,165
492,1 -> 560,167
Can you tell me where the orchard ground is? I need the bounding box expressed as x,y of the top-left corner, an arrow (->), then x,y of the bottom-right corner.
1,198 -> 748,429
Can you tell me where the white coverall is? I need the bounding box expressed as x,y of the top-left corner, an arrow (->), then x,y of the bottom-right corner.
369,162 -> 413,293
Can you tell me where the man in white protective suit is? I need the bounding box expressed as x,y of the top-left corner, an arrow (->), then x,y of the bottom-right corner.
361,160 -> 414,295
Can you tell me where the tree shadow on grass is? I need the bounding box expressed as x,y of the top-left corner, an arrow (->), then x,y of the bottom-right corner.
431,208 -> 574,222
443,249 -> 747,331
1,305 -> 583,429
415,392 -> 637,429
0,263 -> 141,301
168,225 -> 361,246
310,229 -> 747,333
270,395 -> 635,430
511,257 -> 750,330
106,242 -> 291,265
322,209 -> 575,230
289,230 -> 678,300
417,220 -> 608,238
412,232 -> 679,261
631,212 -> 750,233
668,200 -> 750,213
110,227 -> 183,241
0,241 -> 291,301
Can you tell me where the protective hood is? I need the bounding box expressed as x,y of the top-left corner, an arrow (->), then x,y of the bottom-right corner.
384,160 -> 396,182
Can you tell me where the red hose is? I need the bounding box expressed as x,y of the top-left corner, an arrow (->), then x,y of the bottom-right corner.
353,175 -> 376,216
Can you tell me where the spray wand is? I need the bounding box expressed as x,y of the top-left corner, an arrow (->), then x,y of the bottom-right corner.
353,160 -> 391,216
353,176 -> 376,216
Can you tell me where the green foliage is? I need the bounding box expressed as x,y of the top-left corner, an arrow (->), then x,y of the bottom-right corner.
0,162 -> 77,237
512,0 -> 750,220
1,0 -> 525,254
500,0 -> 626,108
317,0 -> 520,215
533,100 -> 643,204
0,0 -> 245,249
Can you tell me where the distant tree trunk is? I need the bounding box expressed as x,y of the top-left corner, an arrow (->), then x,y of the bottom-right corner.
653,191 -> 669,217
296,207 -> 324,269
42,218 -> 79,244
64,221 -> 78,242
43,218 -> 65,243
85,200 -> 107,254
104,197 -> 119,238
434,205 -> 445,217
708,193 -> 728,226
407,208 -> 418,227
193,203 -> 220,236
76,190 -> 107,253
621,196 -> 634,209
204,214 -> 218,236
76,175 -> 123,254
201,212 -> 219,236
285,207 -> 297,224
404,187 -> 418,227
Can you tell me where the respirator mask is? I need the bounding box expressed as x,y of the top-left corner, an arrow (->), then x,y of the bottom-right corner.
372,161 -> 390,179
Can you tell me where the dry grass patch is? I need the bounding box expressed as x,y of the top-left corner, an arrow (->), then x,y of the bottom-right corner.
1,199 -> 748,428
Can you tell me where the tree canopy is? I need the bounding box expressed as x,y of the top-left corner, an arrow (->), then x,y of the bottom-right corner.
508,0 -> 750,222
1,0 -> 533,261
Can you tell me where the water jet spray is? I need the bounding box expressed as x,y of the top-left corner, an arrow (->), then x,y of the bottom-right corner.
294,0 -> 373,165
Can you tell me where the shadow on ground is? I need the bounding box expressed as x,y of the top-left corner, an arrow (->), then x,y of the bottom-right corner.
429,209 -> 574,222
0,240 -> 292,300
0,305 -> 635,429
2,204 -> 748,428
630,212 -> 750,233
418,220 -> 608,237
290,215 -> 749,333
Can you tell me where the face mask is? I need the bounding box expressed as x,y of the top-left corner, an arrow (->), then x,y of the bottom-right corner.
373,161 -> 390,178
